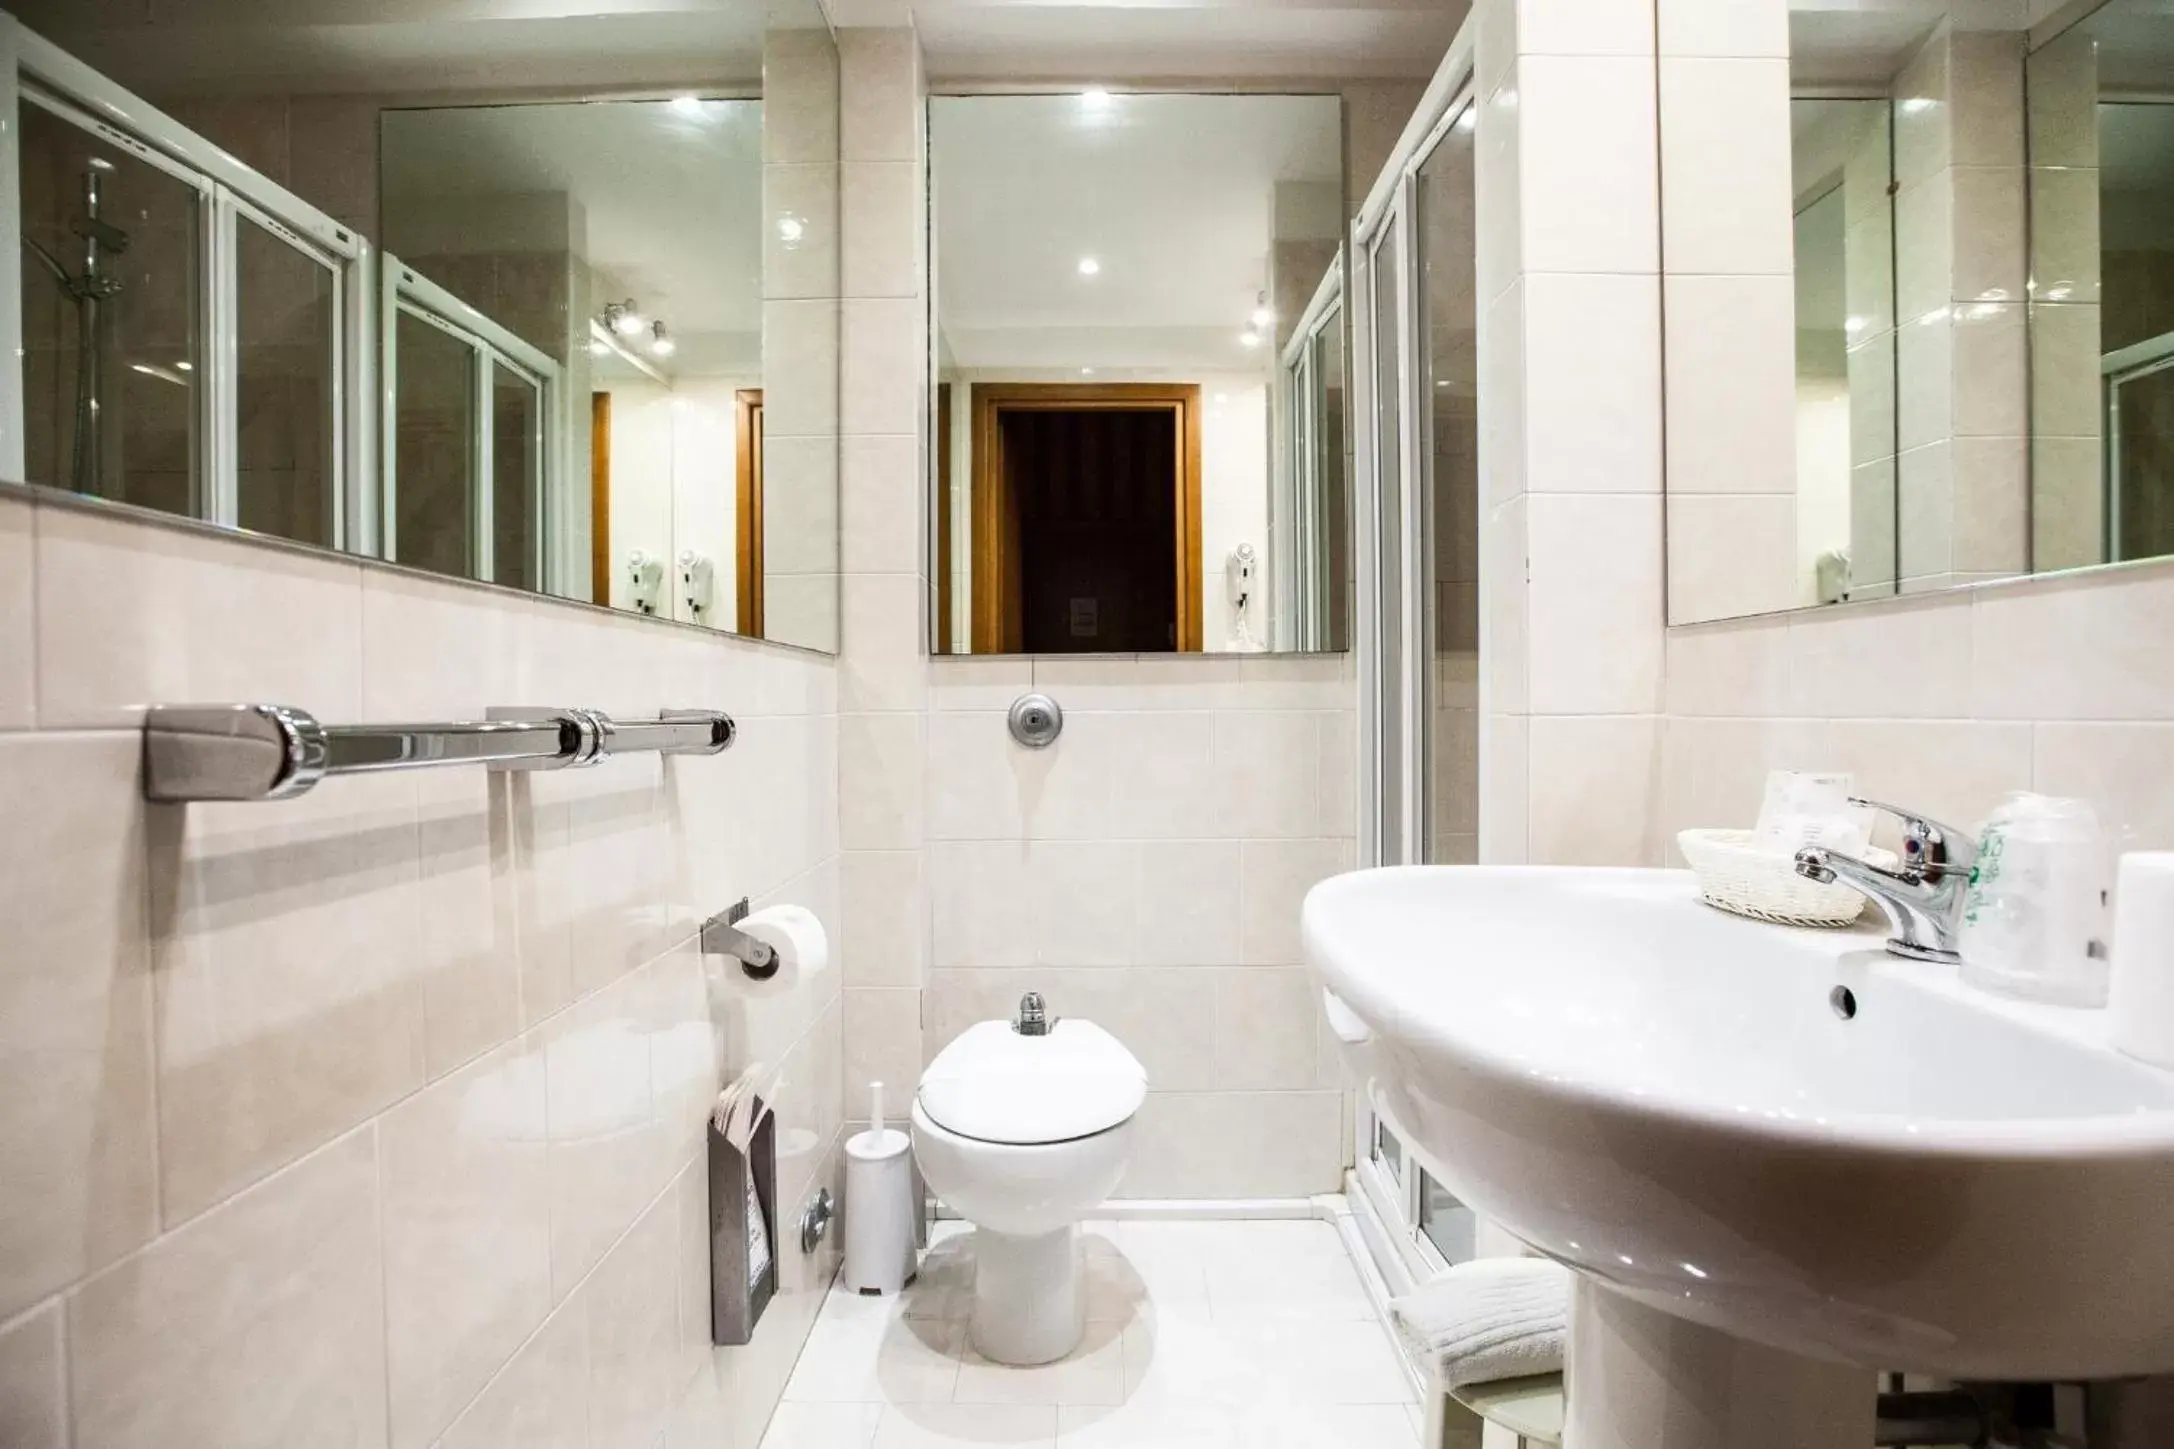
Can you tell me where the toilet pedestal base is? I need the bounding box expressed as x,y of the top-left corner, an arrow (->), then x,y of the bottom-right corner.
1565,1278 -> 1874,1449
969,1224 -> 1084,1366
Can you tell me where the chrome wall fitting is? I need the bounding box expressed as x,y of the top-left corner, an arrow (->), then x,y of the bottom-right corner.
701,897 -> 779,979
1008,693 -> 1063,748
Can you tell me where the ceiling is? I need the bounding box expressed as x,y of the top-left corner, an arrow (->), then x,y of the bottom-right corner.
381,99 -> 764,368
933,91 -> 1341,371
12,0 -> 1461,96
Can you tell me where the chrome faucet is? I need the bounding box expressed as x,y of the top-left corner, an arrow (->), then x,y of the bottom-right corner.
1794,800 -> 1978,963
1015,991 -> 1052,1036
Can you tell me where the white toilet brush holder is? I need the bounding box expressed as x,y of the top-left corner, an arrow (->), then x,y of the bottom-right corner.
844,1082 -> 918,1295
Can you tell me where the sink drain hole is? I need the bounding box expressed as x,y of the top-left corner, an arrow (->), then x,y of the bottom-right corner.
1829,985 -> 1857,1021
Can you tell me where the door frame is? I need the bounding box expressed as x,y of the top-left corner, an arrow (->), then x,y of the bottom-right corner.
967,380 -> 1204,653
735,388 -> 764,637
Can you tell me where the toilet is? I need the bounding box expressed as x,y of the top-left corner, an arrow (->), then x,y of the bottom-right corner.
911,998 -> 1147,1365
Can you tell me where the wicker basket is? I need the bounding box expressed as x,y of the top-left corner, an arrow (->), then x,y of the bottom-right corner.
1677,828 -> 1891,928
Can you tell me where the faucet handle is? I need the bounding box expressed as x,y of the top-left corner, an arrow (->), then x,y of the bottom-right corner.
1847,798 -> 1977,874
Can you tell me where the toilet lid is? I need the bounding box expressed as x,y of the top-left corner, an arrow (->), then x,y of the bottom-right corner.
918,1018 -> 1147,1145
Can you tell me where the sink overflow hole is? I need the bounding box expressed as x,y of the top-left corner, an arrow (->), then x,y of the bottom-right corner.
1829,985 -> 1857,1021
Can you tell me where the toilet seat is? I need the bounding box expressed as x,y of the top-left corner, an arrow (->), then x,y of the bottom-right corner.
917,1018 -> 1147,1145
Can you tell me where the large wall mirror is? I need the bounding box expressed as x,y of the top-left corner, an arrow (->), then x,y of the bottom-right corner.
4,0 -> 840,651
1660,0 -> 2174,625
928,92 -> 1350,656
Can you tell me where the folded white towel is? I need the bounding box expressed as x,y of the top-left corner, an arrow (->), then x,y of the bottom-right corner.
1388,1257 -> 1569,1390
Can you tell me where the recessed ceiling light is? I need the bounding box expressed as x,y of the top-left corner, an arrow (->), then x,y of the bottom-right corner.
1250,305 -> 1273,330
1081,88 -> 1112,108
1238,330 -> 1261,348
175,360 -> 192,372
670,95 -> 704,117
1077,257 -> 1101,277
1080,367 -> 1094,376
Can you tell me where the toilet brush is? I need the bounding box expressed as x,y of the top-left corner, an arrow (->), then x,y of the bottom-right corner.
844,1081 -> 917,1294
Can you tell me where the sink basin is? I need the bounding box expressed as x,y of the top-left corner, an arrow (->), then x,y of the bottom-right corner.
1305,865 -> 2174,1381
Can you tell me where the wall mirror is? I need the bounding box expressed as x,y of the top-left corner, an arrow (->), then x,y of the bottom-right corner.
1661,0 -> 2044,624
2028,0 -> 2174,575
4,0 -> 841,651
928,92 -> 1350,656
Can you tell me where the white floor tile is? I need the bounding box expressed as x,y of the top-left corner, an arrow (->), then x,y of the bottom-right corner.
1054,1403 -> 1238,1449
775,1218 -> 1412,1438
783,1296 -> 964,1404
871,1404 -> 1058,1449
760,1403 -> 886,1449
1235,1404 -> 1421,1448
955,1318 -> 1126,1406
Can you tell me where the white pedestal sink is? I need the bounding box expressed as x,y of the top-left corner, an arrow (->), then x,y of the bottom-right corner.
1305,867 -> 2174,1447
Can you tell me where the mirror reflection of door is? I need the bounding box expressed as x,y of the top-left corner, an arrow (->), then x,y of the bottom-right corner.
736,388 -> 764,638
970,382 -> 1203,653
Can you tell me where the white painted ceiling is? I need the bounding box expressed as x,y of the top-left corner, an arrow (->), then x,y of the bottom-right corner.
934,91 -> 1341,371
15,0 -> 1461,96
382,99 -> 764,369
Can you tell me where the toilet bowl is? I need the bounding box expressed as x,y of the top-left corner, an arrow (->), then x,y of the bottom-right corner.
911,1015 -> 1147,1365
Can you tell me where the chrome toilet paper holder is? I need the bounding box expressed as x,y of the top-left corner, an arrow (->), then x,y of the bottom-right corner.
701,898 -> 779,980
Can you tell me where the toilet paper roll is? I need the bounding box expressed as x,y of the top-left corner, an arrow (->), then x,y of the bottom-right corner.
736,903 -> 828,997
2109,853 -> 2174,1069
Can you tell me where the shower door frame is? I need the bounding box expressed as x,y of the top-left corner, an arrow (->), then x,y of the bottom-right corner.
381,256 -> 563,589
0,15 -> 378,553
1347,22 -> 1481,1295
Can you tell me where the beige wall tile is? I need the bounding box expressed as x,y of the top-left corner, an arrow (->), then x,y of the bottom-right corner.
843,161 -> 921,299
153,771 -> 427,1223
2034,723 -> 2174,853
841,300 -> 923,438
767,162 -> 842,303
68,1129 -> 387,1449
433,1301 -> 588,1449
0,733 -> 156,1318
1662,618 -> 1792,718
1480,713 -> 1530,864
1526,715 -> 1662,866
844,986 -> 922,1110
1657,0 -> 1785,57
359,568 -> 517,720
841,850 -> 925,988
840,29 -> 922,165
1821,718 -> 2032,837
1211,968 -> 1321,1091
929,658 -> 1033,712
1515,56 -> 1659,275
926,709 -> 1032,840
1662,274 -> 1797,497
583,1195 -> 679,1449
1526,493 -> 1663,713
839,713 -> 926,850
841,573 -> 930,713
1786,594 -> 1972,719
766,27 -> 841,166
1658,716 -> 1833,847
841,434 -> 925,576
541,967 -> 664,1295
930,840 -> 1033,967
1240,839 -> 1353,967
1657,58 -> 1794,277
36,504 -> 363,729
381,1036 -> 552,1449
1972,564 -> 2174,721
763,299 -> 842,442
1518,0 -> 1656,55
1119,1091 -> 1344,1199
1135,841 -> 1242,967
0,496 -> 32,728
414,771 -> 521,1078
1666,493 -> 1797,623
1030,840 -> 1137,966
0,1301 -> 65,1449
1211,712 -> 1321,839
1521,273 -> 1661,495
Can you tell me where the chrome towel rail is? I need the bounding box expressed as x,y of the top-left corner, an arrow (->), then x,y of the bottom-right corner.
142,703 -> 736,802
